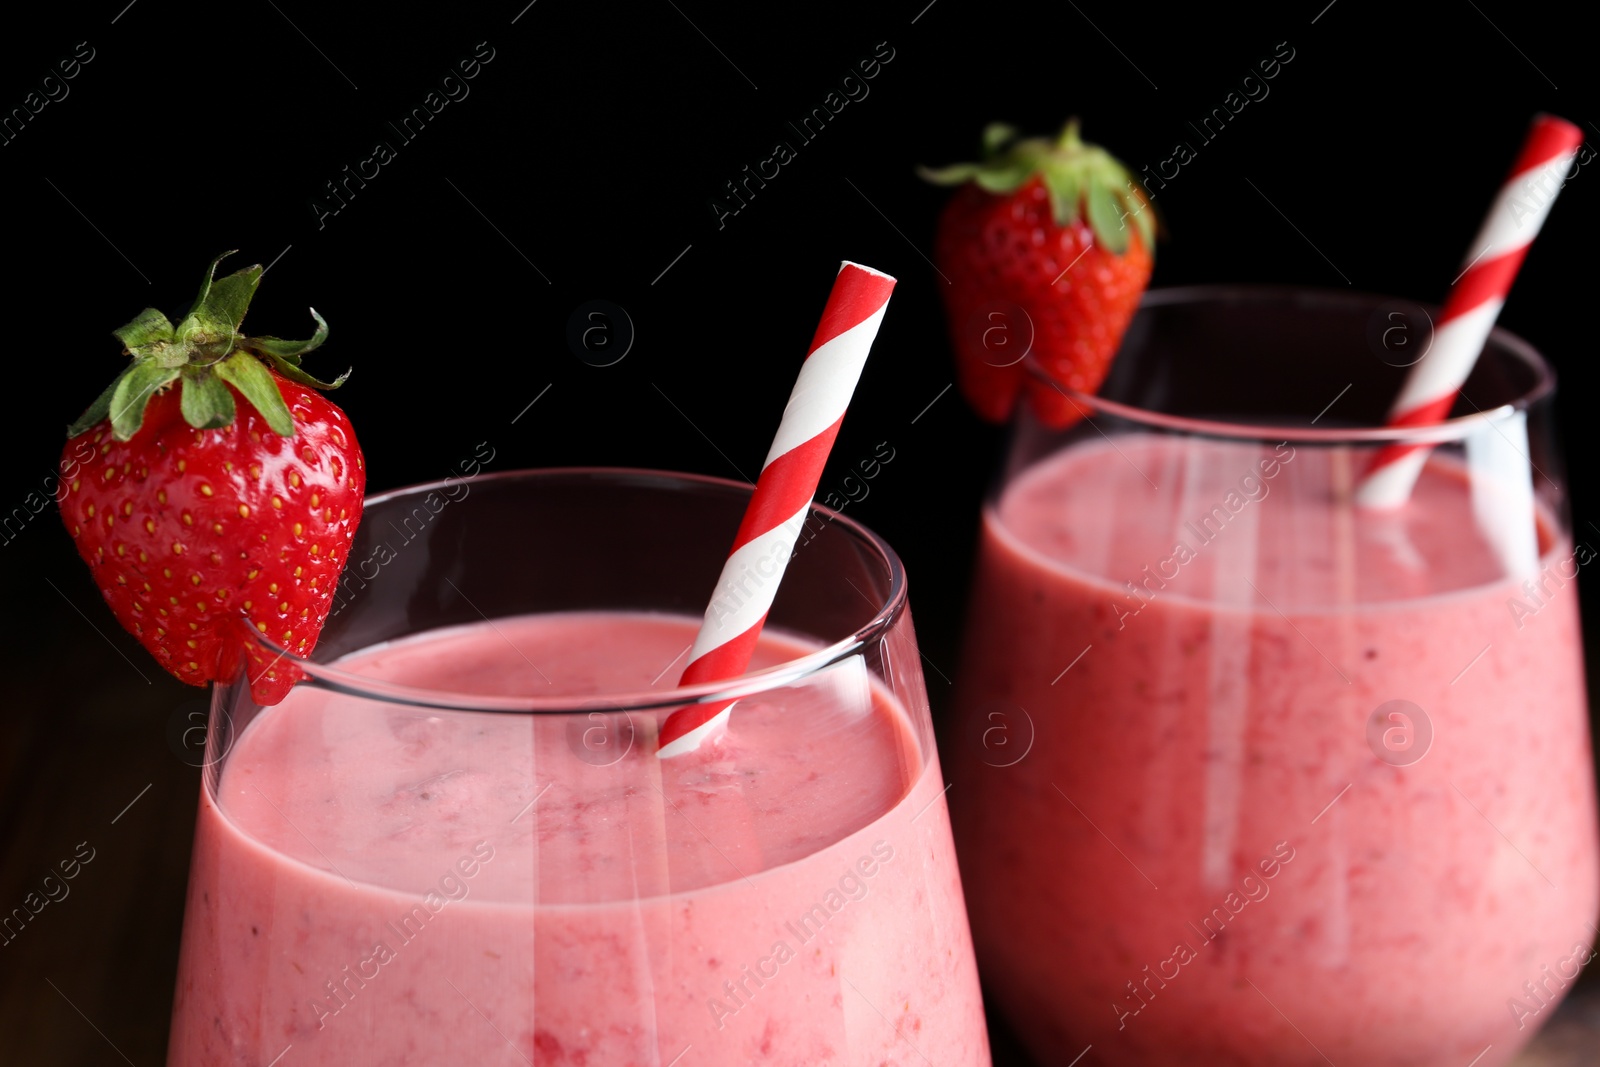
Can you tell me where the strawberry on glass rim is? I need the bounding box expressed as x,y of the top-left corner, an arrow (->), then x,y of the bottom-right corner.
921,120 -> 1156,427
59,253 -> 364,705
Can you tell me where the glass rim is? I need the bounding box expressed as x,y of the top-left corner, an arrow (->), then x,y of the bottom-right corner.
1022,284 -> 1557,444
241,466 -> 909,715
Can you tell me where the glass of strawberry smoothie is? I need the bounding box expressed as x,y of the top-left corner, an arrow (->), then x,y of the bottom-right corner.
949,287 -> 1599,1066
166,468 -> 990,1066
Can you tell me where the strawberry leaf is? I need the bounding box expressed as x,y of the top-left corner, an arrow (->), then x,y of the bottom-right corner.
114,308 -> 176,351
68,376 -> 124,438
109,360 -> 181,441
185,251 -> 237,319
1122,186 -> 1156,255
1086,180 -> 1128,255
178,265 -> 263,346
258,351 -> 350,390
69,255 -> 349,441
921,120 -> 1158,259
1041,166 -> 1082,227
199,266 -> 263,334
248,307 -> 329,365
149,340 -> 193,369
179,372 -> 236,430
972,165 -> 1033,194
982,123 -> 1019,156
916,163 -> 983,186
216,352 -> 295,436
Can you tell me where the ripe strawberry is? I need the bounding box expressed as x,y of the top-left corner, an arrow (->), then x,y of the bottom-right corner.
921,120 -> 1156,426
59,253 -> 364,705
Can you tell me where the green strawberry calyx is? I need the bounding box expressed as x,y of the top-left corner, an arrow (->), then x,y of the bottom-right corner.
68,252 -> 350,442
919,119 -> 1156,258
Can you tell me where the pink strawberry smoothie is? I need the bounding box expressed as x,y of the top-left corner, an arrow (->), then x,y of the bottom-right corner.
951,434 -> 1599,1066
168,611 -> 988,1065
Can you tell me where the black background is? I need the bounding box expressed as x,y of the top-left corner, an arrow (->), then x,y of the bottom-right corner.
1,0 -> 1597,1062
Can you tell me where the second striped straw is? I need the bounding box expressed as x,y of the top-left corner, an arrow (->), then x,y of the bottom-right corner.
1355,114 -> 1583,507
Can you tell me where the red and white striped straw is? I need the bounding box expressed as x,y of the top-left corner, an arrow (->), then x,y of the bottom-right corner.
657,261 -> 897,758
1355,114 -> 1583,508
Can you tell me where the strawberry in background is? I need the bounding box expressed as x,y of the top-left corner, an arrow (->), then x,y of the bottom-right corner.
922,121 -> 1156,427
58,254 -> 364,705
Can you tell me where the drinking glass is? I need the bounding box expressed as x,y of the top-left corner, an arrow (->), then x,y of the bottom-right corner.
949,286 -> 1599,1065
166,468 -> 990,1065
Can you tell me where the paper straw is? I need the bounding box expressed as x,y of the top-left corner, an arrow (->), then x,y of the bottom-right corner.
1355,114 -> 1582,508
657,261 -> 896,758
